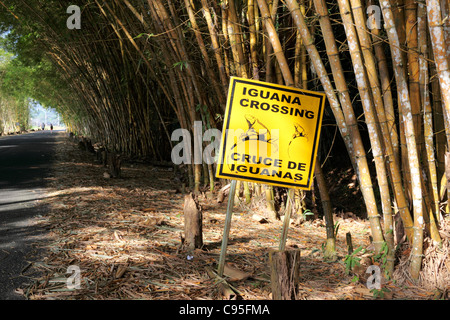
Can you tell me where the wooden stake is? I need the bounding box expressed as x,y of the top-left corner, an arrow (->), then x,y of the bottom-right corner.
279,188 -> 294,251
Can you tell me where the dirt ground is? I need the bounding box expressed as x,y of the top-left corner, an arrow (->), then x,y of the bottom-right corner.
19,133 -> 449,300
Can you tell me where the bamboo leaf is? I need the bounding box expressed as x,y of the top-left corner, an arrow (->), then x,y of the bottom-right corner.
133,33 -> 154,39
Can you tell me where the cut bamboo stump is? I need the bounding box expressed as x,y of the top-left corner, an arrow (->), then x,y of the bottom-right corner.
269,249 -> 300,300
346,232 -> 353,255
96,147 -> 107,166
183,193 -> 203,251
107,152 -> 122,178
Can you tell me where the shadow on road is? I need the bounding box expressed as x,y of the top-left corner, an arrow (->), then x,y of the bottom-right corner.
0,130 -> 64,299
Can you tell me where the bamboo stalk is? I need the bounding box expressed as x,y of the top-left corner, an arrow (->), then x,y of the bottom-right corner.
311,0 -> 406,252
348,0 -> 405,271
427,0 -> 450,147
369,9 -> 399,166
442,0 -> 450,55
200,0 -> 229,92
418,1 -> 442,241
300,1 -> 308,89
405,0 -> 422,149
183,0 -> 226,105
294,28 -> 303,88
257,0 -> 337,261
337,0 -> 387,255
429,45 -> 446,208
315,163 -> 336,260
220,6 -> 232,77
284,0 -> 352,161
248,0 -> 260,80
263,0 -> 279,83
256,0 -> 294,86
379,0 -> 425,280
265,185 -> 277,219
243,181 -> 251,204
227,0 -> 249,78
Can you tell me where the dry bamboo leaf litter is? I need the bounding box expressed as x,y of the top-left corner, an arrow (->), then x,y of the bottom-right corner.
20,137 -> 449,300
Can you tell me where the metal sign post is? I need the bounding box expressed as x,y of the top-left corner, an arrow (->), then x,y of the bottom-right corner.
217,180 -> 237,277
217,182 -> 295,275
215,77 -> 325,276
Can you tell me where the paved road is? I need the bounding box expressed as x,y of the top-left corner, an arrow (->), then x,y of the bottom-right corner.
0,130 -> 59,299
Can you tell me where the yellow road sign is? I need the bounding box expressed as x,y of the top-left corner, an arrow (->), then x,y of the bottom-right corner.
216,77 -> 326,190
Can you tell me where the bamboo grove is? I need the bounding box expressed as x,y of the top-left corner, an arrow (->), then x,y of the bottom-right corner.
0,0 -> 449,282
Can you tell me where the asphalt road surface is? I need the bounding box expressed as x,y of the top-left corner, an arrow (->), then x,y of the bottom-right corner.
0,130 -> 59,299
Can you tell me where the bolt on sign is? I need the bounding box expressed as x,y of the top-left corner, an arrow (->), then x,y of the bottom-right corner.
216,77 -> 326,190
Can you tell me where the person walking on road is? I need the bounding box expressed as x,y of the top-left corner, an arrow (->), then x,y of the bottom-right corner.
50,123 -> 53,134
41,123 -> 45,131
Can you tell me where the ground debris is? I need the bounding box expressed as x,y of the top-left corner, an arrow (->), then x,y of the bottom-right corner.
21,137 -> 445,300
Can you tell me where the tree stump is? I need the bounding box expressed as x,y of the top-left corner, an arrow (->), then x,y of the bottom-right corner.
183,193 -> 203,251
85,138 -> 95,153
96,147 -> 107,166
107,152 -> 121,178
269,249 -> 300,300
78,137 -> 95,153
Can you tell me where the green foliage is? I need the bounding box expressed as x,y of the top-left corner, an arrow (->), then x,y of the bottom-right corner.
302,208 -> 314,219
0,44 -> 71,131
373,242 -> 389,266
133,33 -> 154,40
173,61 -> 188,71
373,241 -> 391,279
334,221 -> 340,238
370,287 -> 390,299
343,245 -> 365,274
0,1 -> 99,134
